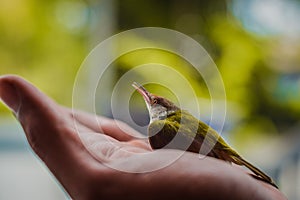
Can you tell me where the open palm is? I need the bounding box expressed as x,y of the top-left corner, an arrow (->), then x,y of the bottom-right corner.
0,75 -> 286,200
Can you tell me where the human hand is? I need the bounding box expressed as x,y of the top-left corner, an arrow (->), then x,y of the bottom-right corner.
0,75 -> 286,200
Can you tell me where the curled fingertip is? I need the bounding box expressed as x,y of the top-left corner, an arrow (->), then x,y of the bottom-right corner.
0,80 -> 21,116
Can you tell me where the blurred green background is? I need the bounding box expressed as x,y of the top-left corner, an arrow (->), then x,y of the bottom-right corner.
0,0 -> 299,199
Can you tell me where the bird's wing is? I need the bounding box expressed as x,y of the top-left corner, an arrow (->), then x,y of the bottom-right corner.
148,120 -> 179,149
149,118 -> 199,151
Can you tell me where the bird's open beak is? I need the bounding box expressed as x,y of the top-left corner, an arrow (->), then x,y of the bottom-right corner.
132,82 -> 151,103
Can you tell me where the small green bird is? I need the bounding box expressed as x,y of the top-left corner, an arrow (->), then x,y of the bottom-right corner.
132,82 -> 278,188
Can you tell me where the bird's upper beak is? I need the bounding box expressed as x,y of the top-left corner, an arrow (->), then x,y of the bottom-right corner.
132,82 -> 151,104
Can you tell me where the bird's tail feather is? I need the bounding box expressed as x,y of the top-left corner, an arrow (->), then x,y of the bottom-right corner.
232,156 -> 278,188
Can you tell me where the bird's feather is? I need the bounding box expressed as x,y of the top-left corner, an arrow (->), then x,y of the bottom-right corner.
148,110 -> 278,188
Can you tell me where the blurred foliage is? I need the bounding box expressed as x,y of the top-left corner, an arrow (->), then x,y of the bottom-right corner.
1,0 -> 300,147
115,0 -> 300,148
116,48 -> 209,98
0,0 -> 88,112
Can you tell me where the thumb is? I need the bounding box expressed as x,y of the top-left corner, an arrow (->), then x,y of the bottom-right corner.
0,75 -> 59,124
0,75 -> 20,113
0,75 -> 102,197
0,75 -> 66,154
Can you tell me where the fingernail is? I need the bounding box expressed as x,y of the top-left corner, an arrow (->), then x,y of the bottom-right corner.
0,81 -> 20,113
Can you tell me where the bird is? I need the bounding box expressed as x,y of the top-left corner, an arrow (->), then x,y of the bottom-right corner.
132,82 -> 278,188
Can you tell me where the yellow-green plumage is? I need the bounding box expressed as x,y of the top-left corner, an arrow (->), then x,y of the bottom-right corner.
132,82 -> 278,188
148,110 -> 278,188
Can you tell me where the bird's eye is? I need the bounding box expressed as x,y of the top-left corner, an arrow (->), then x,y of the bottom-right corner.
153,99 -> 157,104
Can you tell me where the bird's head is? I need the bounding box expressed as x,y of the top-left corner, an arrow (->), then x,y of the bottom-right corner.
132,82 -> 180,122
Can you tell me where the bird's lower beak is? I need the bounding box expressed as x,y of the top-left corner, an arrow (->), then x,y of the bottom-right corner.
132,82 -> 151,103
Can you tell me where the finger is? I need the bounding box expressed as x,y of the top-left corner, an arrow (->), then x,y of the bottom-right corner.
0,75 -> 102,190
0,75 -> 93,157
65,107 -> 145,141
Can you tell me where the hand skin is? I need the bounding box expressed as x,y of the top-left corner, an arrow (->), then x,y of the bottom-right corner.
0,75 -> 286,200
